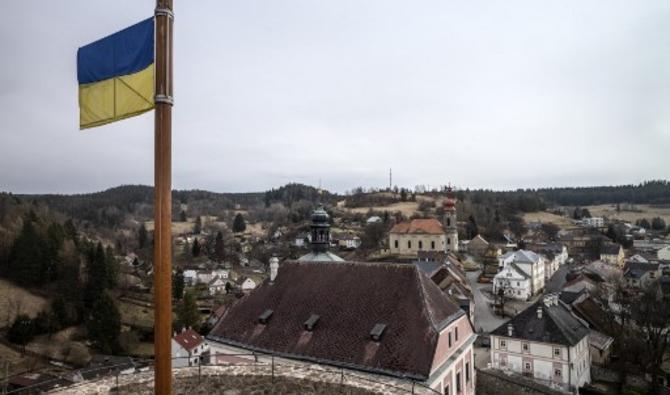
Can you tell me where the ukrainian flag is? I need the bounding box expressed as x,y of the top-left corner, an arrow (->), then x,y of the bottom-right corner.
77,18 -> 154,129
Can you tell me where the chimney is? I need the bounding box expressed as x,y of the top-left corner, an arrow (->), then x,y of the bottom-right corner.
537,306 -> 543,319
507,323 -> 513,337
269,256 -> 279,282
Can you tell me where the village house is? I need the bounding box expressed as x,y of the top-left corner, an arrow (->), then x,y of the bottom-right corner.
235,276 -> 257,292
599,243 -> 625,267
337,235 -> 361,250
416,254 -> 475,319
558,291 -> 615,366
467,235 -> 489,257
208,260 -> 476,394
622,261 -> 663,289
208,276 -> 228,295
490,294 -> 591,393
528,243 -> 569,280
658,245 -> 670,260
493,250 -> 545,300
172,328 -> 210,368
582,217 -> 604,228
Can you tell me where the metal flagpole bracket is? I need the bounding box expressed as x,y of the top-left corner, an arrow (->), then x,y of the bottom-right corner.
155,94 -> 174,105
155,7 -> 174,19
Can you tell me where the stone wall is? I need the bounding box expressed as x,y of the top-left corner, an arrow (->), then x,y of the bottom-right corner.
476,368 -> 569,395
49,362 -> 440,394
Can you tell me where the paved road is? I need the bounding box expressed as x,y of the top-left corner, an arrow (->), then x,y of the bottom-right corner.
466,270 -> 507,333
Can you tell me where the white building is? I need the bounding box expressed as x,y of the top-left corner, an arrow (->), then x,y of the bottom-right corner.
208,276 -> 228,295
494,250 -> 545,300
236,276 -> 257,292
658,245 -> 670,261
493,263 -> 532,300
582,217 -> 604,228
172,328 -> 210,368
490,294 -> 591,393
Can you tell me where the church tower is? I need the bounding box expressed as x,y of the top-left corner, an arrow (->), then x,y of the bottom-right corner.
443,187 -> 459,252
310,204 -> 330,253
297,205 -> 344,262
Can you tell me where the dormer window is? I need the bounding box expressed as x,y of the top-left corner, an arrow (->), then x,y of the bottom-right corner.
304,314 -> 320,331
258,309 -> 273,325
370,323 -> 387,342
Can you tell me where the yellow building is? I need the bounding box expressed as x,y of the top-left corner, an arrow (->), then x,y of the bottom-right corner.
389,219 -> 446,256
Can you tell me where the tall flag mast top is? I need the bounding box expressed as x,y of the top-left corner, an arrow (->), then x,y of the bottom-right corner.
76,1 -> 174,393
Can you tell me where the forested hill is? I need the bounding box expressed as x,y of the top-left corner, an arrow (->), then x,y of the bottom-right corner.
14,183 -> 328,228
534,180 -> 670,206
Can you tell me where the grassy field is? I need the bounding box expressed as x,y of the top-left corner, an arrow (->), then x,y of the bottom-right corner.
118,300 -> 158,330
337,200 -> 422,216
522,212 -> 575,229
0,279 -> 48,328
586,204 -> 670,224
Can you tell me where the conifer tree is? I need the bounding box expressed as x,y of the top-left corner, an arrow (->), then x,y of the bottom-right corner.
173,269 -> 185,300
233,213 -> 246,233
192,239 -> 201,257
176,291 -> 201,331
138,223 -> 148,249
86,292 -> 121,354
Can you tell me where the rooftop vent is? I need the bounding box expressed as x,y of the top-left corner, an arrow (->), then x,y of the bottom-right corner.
303,314 -> 320,331
370,323 -> 387,342
258,309 -> 273,325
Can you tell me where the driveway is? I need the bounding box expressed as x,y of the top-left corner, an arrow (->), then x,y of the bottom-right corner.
466,270 -> 508,333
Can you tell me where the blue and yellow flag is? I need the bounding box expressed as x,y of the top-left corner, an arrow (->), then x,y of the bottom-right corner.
77,18 -> 154,129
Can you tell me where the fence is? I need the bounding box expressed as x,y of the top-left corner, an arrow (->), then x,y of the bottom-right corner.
4,350 -> 442,395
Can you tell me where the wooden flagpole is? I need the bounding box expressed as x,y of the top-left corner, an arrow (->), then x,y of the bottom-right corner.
154,0 -> 173,393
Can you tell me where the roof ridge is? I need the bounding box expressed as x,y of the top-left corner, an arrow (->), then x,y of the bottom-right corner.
415,265 -> 439,331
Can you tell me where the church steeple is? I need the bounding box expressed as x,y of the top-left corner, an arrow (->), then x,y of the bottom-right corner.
310,204 -> 331,253
443,185 -> 459,252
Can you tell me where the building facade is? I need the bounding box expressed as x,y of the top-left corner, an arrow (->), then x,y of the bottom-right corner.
172,328 -> 210,368
389,218 -> 447,256
490,294 -> 591,393
494,250 -> 545,299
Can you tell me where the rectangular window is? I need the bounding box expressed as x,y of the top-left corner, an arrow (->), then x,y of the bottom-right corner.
419,240 -> 423,249
448,332 -> 452,347
553,348 -> 561,358
431,241 -> 435,249
554,369 -> 562,378
408,241 -> 412,249
456,372 -> 462,392
466,362 -> 470,382
500,340 -> 506,349
455,327 -> 459,341
522,342 -> 529,352
444,384 -> 450,395
394,240 -> 398,248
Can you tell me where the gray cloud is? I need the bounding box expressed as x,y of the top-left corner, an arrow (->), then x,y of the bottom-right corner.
1,0 -> 669,194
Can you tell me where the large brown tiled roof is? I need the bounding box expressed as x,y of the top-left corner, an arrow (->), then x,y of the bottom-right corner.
390,219 -> 444,235
207,260 -> 464,380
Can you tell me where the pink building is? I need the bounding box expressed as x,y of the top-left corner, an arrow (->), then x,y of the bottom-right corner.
208,260 -> 476,394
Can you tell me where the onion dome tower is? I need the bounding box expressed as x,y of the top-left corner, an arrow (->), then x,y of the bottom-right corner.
443,186 -> 459,252
298,205 -> 344,262
310,205 -> 331,253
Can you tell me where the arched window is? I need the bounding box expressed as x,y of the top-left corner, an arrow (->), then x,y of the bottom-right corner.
447,218 -> 451,227
419,241 -> 423,249
447,238 -> 451,245
408,241 -> 412,249
394,240 -> 398,248
431,241 -> 435,249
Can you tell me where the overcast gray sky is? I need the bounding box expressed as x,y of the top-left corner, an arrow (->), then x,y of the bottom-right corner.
1,1 -> 669,194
